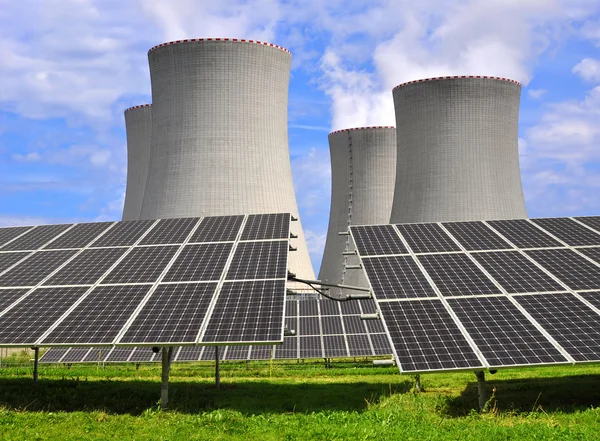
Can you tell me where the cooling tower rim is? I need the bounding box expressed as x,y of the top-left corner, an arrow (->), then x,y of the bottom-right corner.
328,126 -> 396,137
148,38 -> 291,56
393,75 -> 521,91
124,104 -> 152,114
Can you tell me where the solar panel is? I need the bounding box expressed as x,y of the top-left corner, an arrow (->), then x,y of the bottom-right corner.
175,346 -> 203,361
61,347 -> 93,363
0,252 -> 31,274
340,299 -> 361,315
359,299 -> 378,314
43,248 -> 128,286
446,296 -> 567,366
249,345 -> 272,360
487,219 -> 562,248
82,347 -> 110,363
342,315 -> 367,334
1,224 -> 72,251
241,213 -> 291,240
0,286 -> 89,344
299,316 -> 320,335
0,226 -> 34,247
0,288 -> 33,314
120,283 -> 216,344
471,251 -> 565,293
576,247 -> 600,264
417,253 -> 502,296
201,280 -> 286,343
351,225 -> 408,256
299,336 -> 322,358
319,299 -> 340,316
101,246 -> 179,284
443,221 -> 512,251
105,347 -> 134,362
189,215 -> 244,243
370,333 -> 393,355
225,241 -> 288,280
365,319 -> 385,333
323,335 -> 347,357
379,300 -> 484,372
40,347 -> 69,362
274,336 -> 298,359
161,243 -> 233,282
138,217 -> 199,245
396,223 -> 461,253
42,285 -> 152,344
574,216 -> 600,232
0,250 -> 78,287
514,293 -> 600,361
526,248 -> 600,291
298,298 -> 318,316
89,220 -> 155,247
531,218 -> 600,246
361,255 -> 437,299
43,222 -> 114,249
321,316 -> 343,335
578,291 -> 600,311
347,334 -> 372,356
129,347 -> 156,362
226,345 -> 251,360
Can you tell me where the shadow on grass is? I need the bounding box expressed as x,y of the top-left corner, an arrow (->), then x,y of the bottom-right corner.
0,377 -> 412,415
441,373 -> 600,416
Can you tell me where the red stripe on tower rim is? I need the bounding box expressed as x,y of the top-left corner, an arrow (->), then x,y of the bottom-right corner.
392,75 -> 521,90
328,126 -> 396,136
148,38 -> 291,55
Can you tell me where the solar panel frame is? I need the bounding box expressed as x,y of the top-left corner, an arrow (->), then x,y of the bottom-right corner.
442,221 -> 513,251
42,222 -> 114,250
0,249 -> 79,287
100,245 -> 180,284
396,223 -> 461,254
350,225 -> 408,256
0,226 -> 35,248
42,248 -> 128,286
525,248 -> 600,291
88,220 -> 156,248
1,224 -> 73,251
240,213 -> 291,241
138,217 -> 200,245
189,215 -> 244,243
160,243 -> 233,282
573,216 -> 600,233
531,218 -> 600,246
486,219 -> 563,249
225,240 -> 288,281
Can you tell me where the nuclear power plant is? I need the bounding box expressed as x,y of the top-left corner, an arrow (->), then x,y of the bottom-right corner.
123,38 -> 315,283
319,127 -> 396,292
122,104 -> 152,221
390,76 -> 527,223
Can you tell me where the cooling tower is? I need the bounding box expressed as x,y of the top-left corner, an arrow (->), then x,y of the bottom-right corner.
390,76 -> 527,223
140,38 -> 315,281
319,127 -> 396,291
122,104 -> 152,221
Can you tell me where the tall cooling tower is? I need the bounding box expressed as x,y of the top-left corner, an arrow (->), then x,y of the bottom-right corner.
140,38 -> 315,281
319,127 -> 396,290
390,76 -> 527,223
122,104 -> 152,221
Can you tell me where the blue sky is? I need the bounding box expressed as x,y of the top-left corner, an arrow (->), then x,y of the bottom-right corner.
1,1 -> 600,273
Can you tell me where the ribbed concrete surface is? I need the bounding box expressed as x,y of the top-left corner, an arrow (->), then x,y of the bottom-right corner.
319,127 -> 396,293
140,39 -> 315,281
122,104 -> 152,221
390,77 -> 527,223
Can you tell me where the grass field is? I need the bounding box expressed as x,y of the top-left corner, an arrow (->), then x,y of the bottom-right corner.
0,351 -> 599,440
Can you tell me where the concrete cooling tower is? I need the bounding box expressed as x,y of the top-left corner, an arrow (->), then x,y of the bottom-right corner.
319,127 -> 396,292
140,38 -> 315,281
122,104 -> 152,221
390,76 -> 527,223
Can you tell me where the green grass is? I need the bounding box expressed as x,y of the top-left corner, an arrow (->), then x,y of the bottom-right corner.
0,355 -> 599,440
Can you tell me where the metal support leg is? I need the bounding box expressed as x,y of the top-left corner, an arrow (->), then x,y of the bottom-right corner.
161,347 -> 174,409
475,371 -> 486,411
33,347 -> 39,382
415,374 -> 421,392
215,347 -> 220,389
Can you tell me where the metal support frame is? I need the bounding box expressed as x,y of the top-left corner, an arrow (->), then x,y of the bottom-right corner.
215,346 -> 221,388
475,371 -> 486,411
160,347 -> 174,409
33,347 -> 39,382
415,374 -> 421,392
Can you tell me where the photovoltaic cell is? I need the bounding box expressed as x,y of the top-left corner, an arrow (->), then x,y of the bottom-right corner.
226,345 -> 250,360
0,252 -> 31,274
379,300 -> 483,372
83,347 -> 110,363
105,347 -> 134,362
321,316 -> 343,335
351,225 -> 408,256
299,336 -> 322,358
370,333 -> 393,355
101,246 -> 179,284
443,221 -> 512,251
365,319 -> 385,333
120,282 -> 216,344
343,315 -> 367,334
396,223 -> 461,253
43,222 -> 113,249
323,335 -> 347,357
300,317 -> 320,335
576,247 -> 600,265
40,347 -> 69,363
88,220 -> 155,247
526,248 -> 600,291
42,285 -> 152,344
298,299 -> 318,316
347,334 -> 372,356
471,251 -> 564,293
361,255 -> 437,299
201,280 -> 285,343
359,299 -> 378,314
1,224 -> 72,251
162,243 -> 233,282
139,217 -> 200,245
274,337 -> 297,359
176,346 -> 203,361
319,299 -> 340,316
129,347 -> 156,362
61,347 -> 92,363
515,293 -> 600,361
0,250 -> 78,287
43,248 -> 128,286
286,299 -> 297,317
0,288 -> 31,314
446,296 -> 566,366
0,286 -> 89,344
240,213 -> 290,240
418,253 -> 502,296
531,218 -> 600,246
190,215 -> 244,243
340,300 -> 361,315
225,240 -> 288,280
0,226 -> 33,247
487,219 -> 562,249
574,216 -> 600,233
248,345 -> 272,360
578,291 -> 600,311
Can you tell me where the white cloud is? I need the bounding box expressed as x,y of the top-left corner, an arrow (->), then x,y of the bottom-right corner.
573,58 -> 600,83
12,152 -> 41,162
528,88 -> 548,99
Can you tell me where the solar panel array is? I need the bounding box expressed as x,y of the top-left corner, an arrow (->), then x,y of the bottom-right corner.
350,216 -> 600,373
0,213 -> 290,348
41,296 -> 393,363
